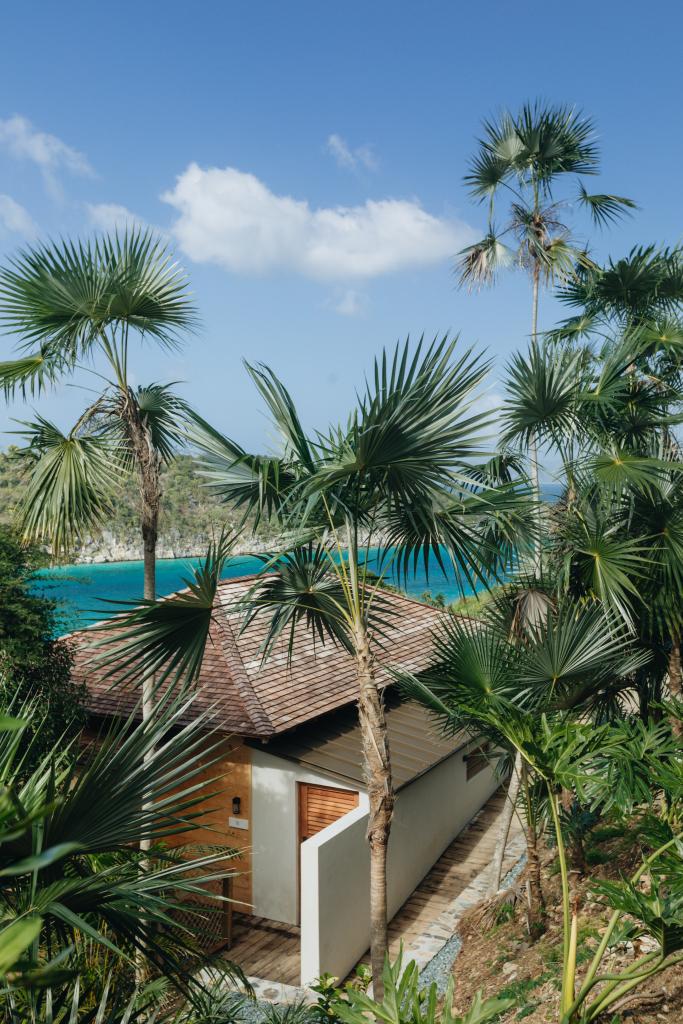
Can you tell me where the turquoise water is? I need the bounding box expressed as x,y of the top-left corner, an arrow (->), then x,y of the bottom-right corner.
32,487 -> 559,634
33,550 -> 475,634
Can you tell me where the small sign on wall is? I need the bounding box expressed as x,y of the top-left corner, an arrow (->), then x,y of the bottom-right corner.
229,816 -> 249,830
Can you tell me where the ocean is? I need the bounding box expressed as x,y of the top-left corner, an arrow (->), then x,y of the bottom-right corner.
34,484 -> 560,633
33,548 -> 478,634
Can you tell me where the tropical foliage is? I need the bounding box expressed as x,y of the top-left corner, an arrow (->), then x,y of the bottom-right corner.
2,98 -> 683,1023
0,230 -> 197,603
0,693 -> 245,1019
0,527 -> 85,772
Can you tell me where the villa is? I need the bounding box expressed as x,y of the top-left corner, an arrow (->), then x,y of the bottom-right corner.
71,574 -> 500,987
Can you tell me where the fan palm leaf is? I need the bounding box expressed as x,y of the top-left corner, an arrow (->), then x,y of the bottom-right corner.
557,246 -> 683,326
0,698 -> 247,992
502,338 -> 584,450
188,411 -> 299,525
91,532 -> 235,690
576,183 -> 637,228
0,230 -> 197,363
11,416 -> 128,554
455,233 -> 515,289
238,544 -> 358,660
0,345 -> 67,398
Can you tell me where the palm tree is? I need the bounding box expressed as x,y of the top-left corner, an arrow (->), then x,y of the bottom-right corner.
95,337 -> 534,992
488,287 -> 683,874
0,694 -> 246,1001
555,244 -> 683,338
0,230 -> 197,602
400,595 -> 638,935
456,101 -> 634,558
0,231 -> 197,728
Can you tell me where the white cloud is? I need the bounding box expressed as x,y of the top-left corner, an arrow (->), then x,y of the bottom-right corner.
162,163 -> 472,281
0,115 -> 93,199
333,289 -> 366,316
326,133 -> 378,172
0,115 -> 93,176
0,194 -> 37,237
86,202 -> 147,233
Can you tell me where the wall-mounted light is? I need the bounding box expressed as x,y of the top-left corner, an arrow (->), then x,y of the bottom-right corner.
232,796 -> 241,815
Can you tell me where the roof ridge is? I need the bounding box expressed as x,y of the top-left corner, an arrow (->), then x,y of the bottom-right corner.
213,596 -> 275,737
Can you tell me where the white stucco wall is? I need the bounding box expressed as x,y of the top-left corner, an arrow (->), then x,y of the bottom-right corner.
250,746 -> 368,924
299,744 -> 500,985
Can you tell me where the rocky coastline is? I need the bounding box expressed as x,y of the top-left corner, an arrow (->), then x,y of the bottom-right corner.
69,529 -> 279,565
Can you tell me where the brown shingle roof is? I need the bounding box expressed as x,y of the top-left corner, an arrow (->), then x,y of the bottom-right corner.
71,575 -> 442,738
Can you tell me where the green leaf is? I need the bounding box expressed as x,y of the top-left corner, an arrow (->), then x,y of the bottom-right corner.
576,182 -> 637,228
0,228 -> 197,357
0,842 -> 82,877
11,415 -> 128,555
91,530 -> 235,690
0,915 -> 42,974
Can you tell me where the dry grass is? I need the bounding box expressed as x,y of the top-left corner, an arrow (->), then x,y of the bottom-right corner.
450,826 -> 683,1024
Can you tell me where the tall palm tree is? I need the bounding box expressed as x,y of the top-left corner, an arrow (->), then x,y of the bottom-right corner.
0,231 -> 197,725
95,337 -> 534,992
456,101 -> 634,559
0,230 -> 197,602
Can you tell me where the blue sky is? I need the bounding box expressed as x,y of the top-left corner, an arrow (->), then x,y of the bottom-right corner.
1,0 -> 682,456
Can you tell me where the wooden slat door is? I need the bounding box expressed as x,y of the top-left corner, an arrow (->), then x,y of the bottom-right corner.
298,783 -> 359,842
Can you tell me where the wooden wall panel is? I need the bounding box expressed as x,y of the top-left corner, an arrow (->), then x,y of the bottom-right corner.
298,783 -> 359,842
165,738 -> 252,910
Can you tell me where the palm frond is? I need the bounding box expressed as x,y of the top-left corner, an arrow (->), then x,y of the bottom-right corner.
0,345 -> 67,398
558,246 -> 683,325
355,334 -> 491,488
568,524 -> 648,625
0,228 -> 197,358
586,448 -> 679,494
463,148 -> 512,202
239,544 -> 355,662
515,603 -> 637,708
188,411 -> 298,525
455,233 -> 515,289
576,183 -> 636,228
0,694 -> 248,993
502,338 -> 584,450
513,102 -> 600,185
244,361 -> 316,471
91,532 -> 235,690
11,416 -> 128,555
130,382 -> 193,462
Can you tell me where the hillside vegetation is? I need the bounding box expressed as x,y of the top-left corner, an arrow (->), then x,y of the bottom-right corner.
0,448 -> 274,562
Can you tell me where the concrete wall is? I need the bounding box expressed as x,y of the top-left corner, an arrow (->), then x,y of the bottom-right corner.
250,746 -> 368,924
299,744 -> 499,985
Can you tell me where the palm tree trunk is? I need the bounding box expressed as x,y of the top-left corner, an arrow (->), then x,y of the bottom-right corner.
530,263 -> 542,577
489,755 -> 521,895
141,504 -> 158,731
668,630 -> 683,739
122,396 -> 162,820
521,764 -> 545,939
124,400 -> 162,723
123,398 -> 163,983
354,625 -> 394,997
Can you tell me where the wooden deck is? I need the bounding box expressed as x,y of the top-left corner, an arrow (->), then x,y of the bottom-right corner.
225,914 -> 301,986
223,790 -> 513,985
348,790 -> 513,978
